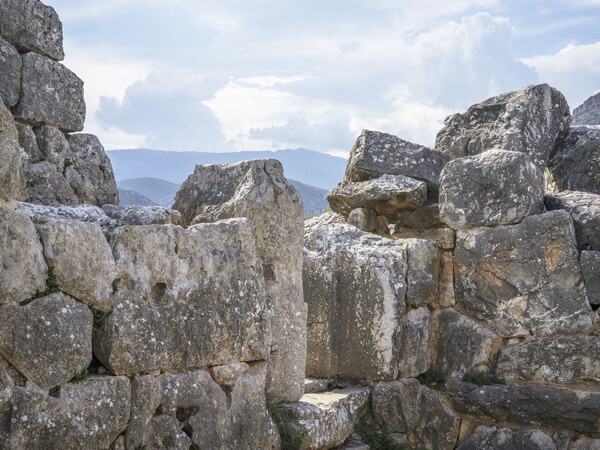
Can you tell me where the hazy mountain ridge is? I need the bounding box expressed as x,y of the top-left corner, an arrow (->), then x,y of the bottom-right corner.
573,92 -> 600,126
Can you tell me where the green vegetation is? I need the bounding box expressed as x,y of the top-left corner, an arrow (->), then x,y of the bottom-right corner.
71,368 -> 89,384
325,205 -> 332,212
267,401 -> 308,450
355,419 -> 427,450
417,367 -> 445,385
22,268 -> 60,305
48,386 -> 61,398
90,307 -> 110,334
462,370 -> 505,386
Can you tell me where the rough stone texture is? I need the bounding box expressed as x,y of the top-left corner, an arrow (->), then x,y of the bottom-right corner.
581,251 -> 600,305
38,219 -> 117,312
0,103 -> 26,201
0,293 -> 92,389
435,84 -> 571,169
393,203 -> 444,229
0,206 -> 47,304
570,436 -> 600,450
547,126 -> 600,193
35,125 -> 70,172
345,130 -> 451,195
6,377 -> 130,449
397,308 -> 432,378
18,202 -> 117,228
23,161 -> 78,206
347,207 -> 378,232
65,134 -> 119,206
434,308 -> 501,378
0,0 -> 64,60
438,252 -> 456,307
459,426 -> 556,450
497,336 -> 600,384
13,52 -> 85,132
304,211 -> 346,238
439,150 -> 544,229
371,379 -> 459,450
0,38 -> 21,107
326,174 -> 427,219
404,239 -> 439,307
303,224 -> 407,380
173,159 -> 306,402
545,191 -> 600,251
279,387 -> 370,450
393,227 -> 455,250
445,380 -> 600,433
94,220 -> 270,375
125,374 -> 161,450
209,362 -> 250,388
304,378 -> 331,394
102,204 -> 182,226
454,210 -> 592,337
15,122 -> 43,163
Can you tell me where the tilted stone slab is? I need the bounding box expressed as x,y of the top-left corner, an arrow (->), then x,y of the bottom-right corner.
173,159 -> 306,402
6,377 -> 130,449
581,251 -> 600,305
326,174 -> 427,219
0,38 -> 21,107
445,380 -> 600,433
0,103 -> 26,201
371,379 -> 459,450
459,426 -> 557,450
497,336 -> 600,384
435,84 -> 571,169
94,219 -> 270,375
0,293 -> 92,389
13,52 -> 85,132
454,210 -> 592,337
439,149 -> 544,229
545,190 -> 600,251
0,0 -> 64,60
344,129 -> 451,196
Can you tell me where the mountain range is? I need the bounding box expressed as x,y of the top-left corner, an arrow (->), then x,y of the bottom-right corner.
573,92 -> 600,126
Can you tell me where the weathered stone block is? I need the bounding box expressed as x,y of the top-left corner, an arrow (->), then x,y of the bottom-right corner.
13,52 -> 85,132
347,207 -> 378,232
439,150 -> 544,229
454,210 -> 592,337
304,211 -> 345,239
459,426 -> 556,450
397,307 -> 432,378
581,251 -> 600,305
0,38 -> 21,107
0,103 -> 26,201
15,121 -> 43,163
393,227 -> 455,250
436,84 -> 571,169
209,362 -> 250,388
19,202 -> 117,228
405,238 -> 439,307
102,204 -> 182,226
35,124 -> 70,172
23,160 -> 78,206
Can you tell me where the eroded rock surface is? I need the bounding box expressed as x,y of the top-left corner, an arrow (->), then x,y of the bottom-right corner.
0,103 -> 26,201
581,251 -> 600,305
0,38 -> 21,107
459,426 -> 556,450
23,160 -> 78,206
102,204 -> 182,226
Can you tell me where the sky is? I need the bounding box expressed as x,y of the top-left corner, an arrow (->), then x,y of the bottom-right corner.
48,0 -> 600,157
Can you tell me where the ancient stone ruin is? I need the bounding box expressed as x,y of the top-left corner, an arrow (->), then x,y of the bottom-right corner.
0,1 -> 600,449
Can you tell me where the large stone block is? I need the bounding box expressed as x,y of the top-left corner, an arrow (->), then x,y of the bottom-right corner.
0,206 -> 47,304
23,160 -> 78,206
397,307 -> 432,378
404,238 -> 439,307
497,336 -> 600,384
581,251 -> 600,305
0,0 -> 64,60
454,210 -> 592,337
0,103 -> 26,201
344,130 -> 451,196
19,202 -> 118,228
15,121 -> 43,163
38,219 -> 117,312
0,293 -> 92,389
445,380 -> 600,433
304,211 -> 345,239
13,52 -> 85,132
303,224 -> 407,380
371,379 -> 459,450
439,149 -> 544,229
173,159 -> 306,402
459,426 -> 556,450
65,134 -> 119,206
436,84 -> 571,169
0,38 -> 21,107
94,220 -> 270,375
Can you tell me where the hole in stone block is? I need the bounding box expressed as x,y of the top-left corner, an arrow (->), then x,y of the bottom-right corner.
149,283 -> 167,302
176,406 -> 199,423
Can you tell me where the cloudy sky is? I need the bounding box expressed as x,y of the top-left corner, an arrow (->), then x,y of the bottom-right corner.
49,0 -> 600,156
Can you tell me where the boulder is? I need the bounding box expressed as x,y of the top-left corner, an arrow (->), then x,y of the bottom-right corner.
18,202 -> 117,228
125,374 -> 161,449
0,0 -> 64,60
459,426 -> 556,450
581,251 -> 600,305
13,52 -> 85,132
439,150 -> 544,229
94,220 -> 270,375
435,84 -> 571,169
497,336 -> 600,384
445,380 -> 600,433
304,378 -> 331,394
393,227 -> 455,250
65,134 -> 118,206
434,308 -> 501,378
15,122 -> 43,163
0,206 -> 47,304
347,207 -> 378,232
570,436 -> 600,450
344,130 -> 451,196
0,103 -> 26,201
209,362 -> 250,388
371,379 -> 459,450
0,293 -> 92,389
545,190 -> 600,251
6,377 -> 130,449
454,210 -> 592,337
173,159 -> 306,402
304,210 -> 345,238
404,239 -> 439,307
397,307 -> 432,378
102,204 -> 182,226
0,38 -> 21,107
38,219 -> 117,312
326,174 -> 427,219
23,161 -> 78,206
35,125 -> 70,172
546,126 -> 600,193
303,224 -> 407,380
277,387 -> 370,449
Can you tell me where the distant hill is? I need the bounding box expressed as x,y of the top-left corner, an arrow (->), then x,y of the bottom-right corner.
107,148 -> 347,191
118,189 -> 157,206
117,176 -> 329,215
573,92 -> 600,126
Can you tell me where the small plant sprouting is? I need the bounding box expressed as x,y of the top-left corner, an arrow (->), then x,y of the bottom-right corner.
267,400 -> 308,450
355,419 -> 427,450
417,367 -> 445,385
90,307 -> 110,334
48,386 -> 61,398
22,268 -> 60,305
71,368 -> 89,384
461,370 -> 505,386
